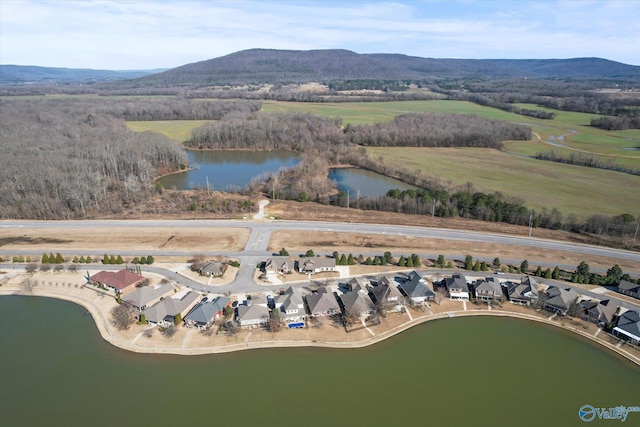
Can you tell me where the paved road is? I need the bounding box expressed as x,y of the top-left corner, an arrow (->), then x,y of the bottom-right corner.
1,219 -> 639,301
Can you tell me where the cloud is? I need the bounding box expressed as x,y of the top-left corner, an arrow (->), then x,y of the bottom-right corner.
0,0 -> 638,69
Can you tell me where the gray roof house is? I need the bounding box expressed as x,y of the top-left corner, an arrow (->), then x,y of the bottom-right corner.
197,260 -> 227,277
398,271 -> 435,304
237,304 -> 271,328
298,257 -> 336,274
346,276 -> 370,293
617,280 -> 640,300
274,287 -> 306,322
141,290 -> 200,327
370,281 -> 405,313
184,297 -> 231,329
339,291 -> 376,319
474,277 -> 504,302
507,276 -> 539,306
305,288 -> 341,317
613,310 -> 640,345
123,282 -> 174,311
580,299 -> 618,326
544,286 -> 579,315
264,257 -> 295,275
444,274 -> 470,300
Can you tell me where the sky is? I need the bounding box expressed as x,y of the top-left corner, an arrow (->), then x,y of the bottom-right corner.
1,0 -> 639,70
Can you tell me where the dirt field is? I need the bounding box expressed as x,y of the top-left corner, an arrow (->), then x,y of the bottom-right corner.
0,227 -> 250,253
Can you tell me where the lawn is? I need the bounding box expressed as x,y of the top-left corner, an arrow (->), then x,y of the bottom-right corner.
125,120 -> 213,142
366,146 -> 640,218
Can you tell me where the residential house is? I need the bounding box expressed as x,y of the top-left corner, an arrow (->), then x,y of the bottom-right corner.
304,288 -> 341,317
246,293 -> 269,307
617,280 -> 640,300
298,257 -> 336,274
237,304 -> 271,328
274,287 -> 306,323
184,297 -> 231,329
612,310 -> 640,345
474,277 -> 504,302
89,269 -> 144,294
443,274 -> 470,300
398,271 -> 435,305
544,286 -> 579,315
141,290 -> 200,327
197,261 -> 227,277
370,281 -> 405,313
339,291 -> 376,319
580,299 -> 618,327
345,276 -> 370,293
264,257 -> 295,275
507,276 -> 539,306
123,282 -> 173,311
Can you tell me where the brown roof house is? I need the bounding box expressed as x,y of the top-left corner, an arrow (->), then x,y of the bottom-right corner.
370,281 -> 405,313
264,257 -> 295,275
339,291 -> 376,320
507,276 -> 539,306
89,269 -> 144,294
544,286 -> 579,315
474,277 -> 504,302
197,261 -> 227,277
580,299 -> 618,327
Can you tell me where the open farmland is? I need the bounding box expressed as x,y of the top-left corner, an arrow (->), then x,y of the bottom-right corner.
126,119 -> 213,142
262,99 -> 640,170
365,146 -> 640,218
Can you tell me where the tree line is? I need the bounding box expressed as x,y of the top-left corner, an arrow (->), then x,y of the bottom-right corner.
533,150 -> 639,176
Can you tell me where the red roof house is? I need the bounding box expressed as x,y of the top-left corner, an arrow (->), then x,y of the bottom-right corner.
89,269 -> 145,294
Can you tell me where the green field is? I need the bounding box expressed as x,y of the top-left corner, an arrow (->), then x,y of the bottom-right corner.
125,120 -> 213,142
366,146 -> 640,218
263,100 -> 640,169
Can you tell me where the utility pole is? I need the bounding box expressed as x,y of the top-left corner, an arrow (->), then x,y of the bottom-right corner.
206,176 -> 210,197
528,212 -> 533,237
634,217 -> 640,243
347,190 -> 350,209
432,199 -> 436,217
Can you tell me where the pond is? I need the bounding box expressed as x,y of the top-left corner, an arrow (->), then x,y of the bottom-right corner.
2,296 -> 638,427
158,150 -> 299,190
329,167 -> 417,198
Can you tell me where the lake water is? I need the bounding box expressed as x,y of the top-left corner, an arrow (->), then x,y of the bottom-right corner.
158,150 -> 299,190
329,167 -> 417,198
2,296 -> 638,427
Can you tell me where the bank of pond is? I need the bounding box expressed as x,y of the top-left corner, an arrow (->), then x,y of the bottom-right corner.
1,295 -> 638,427
157,149 -> 413,198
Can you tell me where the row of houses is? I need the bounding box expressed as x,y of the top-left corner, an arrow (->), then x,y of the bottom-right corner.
264,256 -> 337,275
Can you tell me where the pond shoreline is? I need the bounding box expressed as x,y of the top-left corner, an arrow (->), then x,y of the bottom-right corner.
2,285 -> 638,366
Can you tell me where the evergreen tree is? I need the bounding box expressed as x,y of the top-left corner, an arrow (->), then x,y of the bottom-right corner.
146,255 -> 154,265
109,255 -> 116,264
55,253 -> 64,264
605,264 -> 623,285
464,255 -> 473,270
139,256 -> 147,265
174,313 -> 182,325
304,249 -> 314,257
373,256 -> 382,266
332,251 -> 339,260
492,257 -> 501,269
347,254 -> 355,265
398,255 -> 406,267
41,253 -> 49,264
544,268 -> 552,279
49,253 -> 55,264
103,254 -> 110,264
139,313 -> 146,324
116,255 -> 124,265
132,257 -> 140,264
535,266 -> 542,277
436,255 -> 445,268
279,248 -> 289,256
520,259 -> 529,274
79,256 -> 86,263
473,260 -> 481,271
383,252 -> 393,265
552,266 -> 560,279
85,256 -> 92,263
73,256 -> 79,263
339,254 -> 347,265
480,261 -> 488,271
412,254 -> 421,267
406,257 -> 414,268
365,257 -> 372,265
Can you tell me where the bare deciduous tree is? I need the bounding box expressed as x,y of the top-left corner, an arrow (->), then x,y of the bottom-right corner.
110,304 -> 135,330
